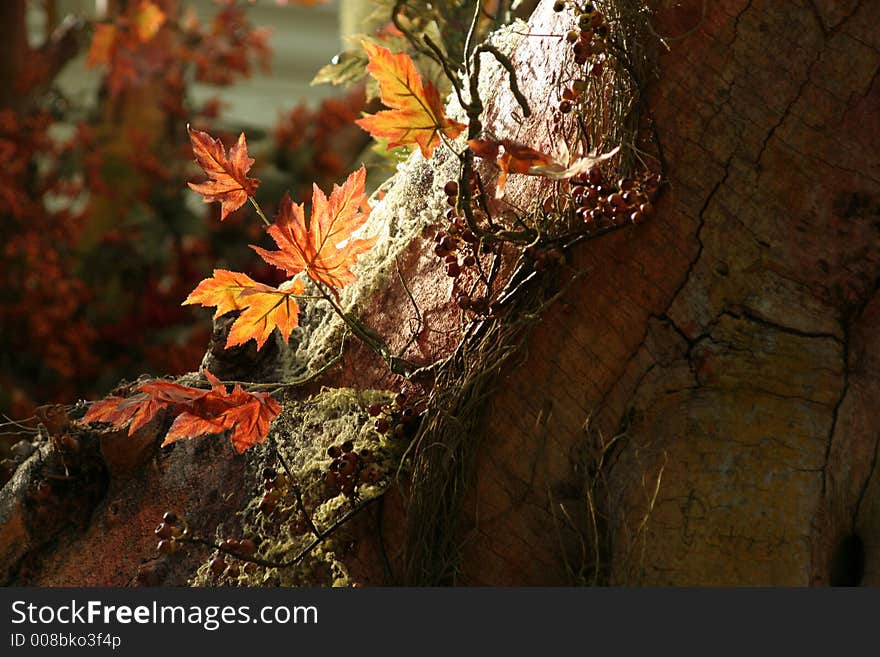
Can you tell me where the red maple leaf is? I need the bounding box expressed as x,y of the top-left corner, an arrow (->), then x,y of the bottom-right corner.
80,371 -> 280,453
252,165 -> 376,299
187,127 -> 259,221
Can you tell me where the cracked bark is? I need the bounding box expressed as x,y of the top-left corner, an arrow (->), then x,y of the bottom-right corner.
456,0 -> 880,585
2,0 -> 878,586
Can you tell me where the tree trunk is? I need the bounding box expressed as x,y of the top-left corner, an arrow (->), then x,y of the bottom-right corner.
1,0 -> 878,586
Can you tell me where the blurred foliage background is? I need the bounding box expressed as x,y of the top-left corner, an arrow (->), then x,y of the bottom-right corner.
0,0 -> 369,419
0,0 -> 514,425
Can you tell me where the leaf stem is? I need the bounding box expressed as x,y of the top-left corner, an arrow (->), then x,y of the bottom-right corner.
248,196 -> 271,227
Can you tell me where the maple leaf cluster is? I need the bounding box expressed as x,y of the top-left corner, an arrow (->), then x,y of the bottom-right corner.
184,128 -> 376,349
82,371 -> 280,453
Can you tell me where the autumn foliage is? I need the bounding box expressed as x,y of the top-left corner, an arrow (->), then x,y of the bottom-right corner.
356,41 -> 465,158
82,370 -> 281,453
0,1 -> 320,416
187,128 -> 260,221
185,132 -> 376,347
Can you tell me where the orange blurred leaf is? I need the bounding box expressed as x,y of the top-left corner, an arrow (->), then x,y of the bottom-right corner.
183,269 -> 305,350
355,42 -> 465,158
187,127 -> 259,221
86,24 -> 118,68
251,166 -> 376,299
132,0 -> 166,43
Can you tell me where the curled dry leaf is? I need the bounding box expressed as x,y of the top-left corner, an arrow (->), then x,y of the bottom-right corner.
469,138 -> 620,195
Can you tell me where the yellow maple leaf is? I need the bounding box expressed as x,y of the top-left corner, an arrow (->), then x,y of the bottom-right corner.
355,41 -> 465,159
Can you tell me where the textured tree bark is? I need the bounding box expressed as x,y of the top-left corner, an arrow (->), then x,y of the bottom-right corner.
1,0 -> 877,586
454,0 -> 880,585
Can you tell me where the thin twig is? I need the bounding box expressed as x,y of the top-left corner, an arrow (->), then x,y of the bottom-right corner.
181,493 -> 385,570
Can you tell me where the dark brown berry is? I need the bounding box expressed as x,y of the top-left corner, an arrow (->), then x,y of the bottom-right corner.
463,254 -> 476,267
328,445 -> 341,458
261,468 -> 276,481
226,563 -> 240,578
339,458 -> 357,477
367,403 -> 382,417
155,523 -> 174,540
443,181 -> 458,197
341,440 -> 354,453
162,511 -> 178,525
374,418 -> 390,434
639,202 -> 654,217
210,556 -> 227,576
559,100 -> 572,113
157,539 -> 175,555
446,262 -> 460,277
553,0 -> 565,11
258,496 -> 276,515
238,539 -> 257,556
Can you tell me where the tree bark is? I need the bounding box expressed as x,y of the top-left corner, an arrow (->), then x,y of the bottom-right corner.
1,0 -> 878,586
453,0 -> 880,585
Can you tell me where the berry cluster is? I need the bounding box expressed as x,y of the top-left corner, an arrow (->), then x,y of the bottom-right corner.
155,511 -> 189,555
569,167 -> 659,228
368,391 -> 421,440
435,180 -> 481,279
555,2 -> 611,113
209,538 -> 260,579
258,467 -> 287,516
324,440 -> 381,499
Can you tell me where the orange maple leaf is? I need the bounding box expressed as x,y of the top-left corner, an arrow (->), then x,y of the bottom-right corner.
251,166 -> 376,299
132,0 -> 166,43
80,371 -> 281,453
355,42 -> 465,159
183,269 -> 305,349
187,127 -> 259,221
162,372 -> 281,453
82,379 -> 210,435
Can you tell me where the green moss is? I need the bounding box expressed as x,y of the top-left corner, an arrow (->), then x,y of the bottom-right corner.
189,387 -> 403,587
